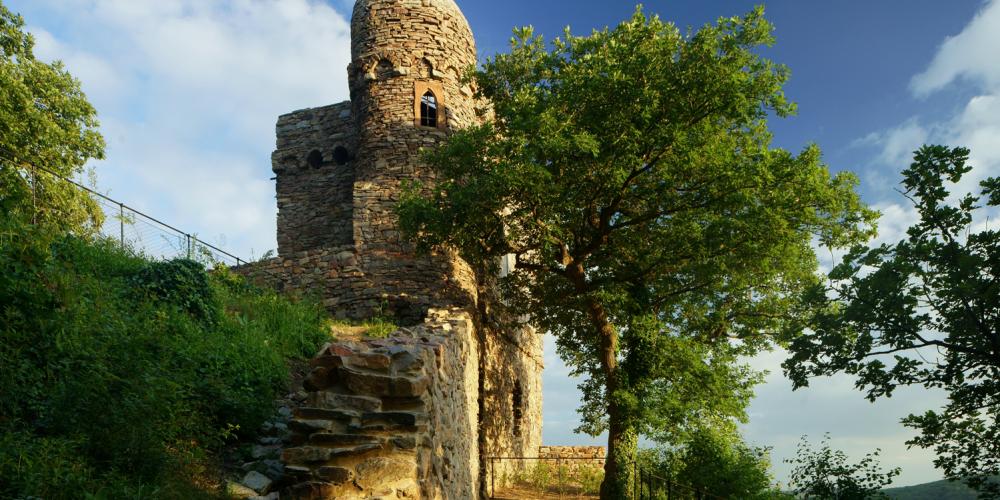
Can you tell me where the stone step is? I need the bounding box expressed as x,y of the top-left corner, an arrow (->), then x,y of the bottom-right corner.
293,407 -> 359,421
352,411 -> 426,432
309,392 -> 382,412
288,418 -> 338,435
339,367 -> 429,397
282,443 -> 382,464
308,433 -> 381,447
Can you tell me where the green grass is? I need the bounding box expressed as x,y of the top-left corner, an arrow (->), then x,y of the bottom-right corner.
0,219 -> 330,499
328,316 -> 399,339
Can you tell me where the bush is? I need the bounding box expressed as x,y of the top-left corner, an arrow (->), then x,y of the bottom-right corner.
131,258 -> 219,324
0,217 -> 329,498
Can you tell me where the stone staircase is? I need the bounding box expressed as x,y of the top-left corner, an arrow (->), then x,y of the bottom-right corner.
280,309 -> 478,499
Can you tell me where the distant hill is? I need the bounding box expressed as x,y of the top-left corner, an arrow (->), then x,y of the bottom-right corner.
883,477 -> 998,499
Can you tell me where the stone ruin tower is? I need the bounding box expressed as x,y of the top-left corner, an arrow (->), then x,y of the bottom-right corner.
245,0 -> 546,497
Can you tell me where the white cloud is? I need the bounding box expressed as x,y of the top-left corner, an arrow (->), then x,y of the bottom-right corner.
910,0 -> 1000,97
14,0 -> 352,257
877,119 -> 929,168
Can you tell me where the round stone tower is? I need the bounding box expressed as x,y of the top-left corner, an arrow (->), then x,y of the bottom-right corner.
349,0 -> 480,252
345,0 -> 481,320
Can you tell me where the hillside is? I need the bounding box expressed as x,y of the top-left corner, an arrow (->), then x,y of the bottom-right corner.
884,477 -> 998,499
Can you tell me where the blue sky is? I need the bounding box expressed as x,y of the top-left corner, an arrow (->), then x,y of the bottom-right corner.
10,0 -> 1000,488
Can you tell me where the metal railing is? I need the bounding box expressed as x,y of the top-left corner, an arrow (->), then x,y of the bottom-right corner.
631,461 -> 726,500
20,162 -> 251,267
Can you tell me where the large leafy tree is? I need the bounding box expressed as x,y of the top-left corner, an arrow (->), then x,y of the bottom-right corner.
784,145 -> 1000,497
399,7 -> 874,497
0,1 -> 104,233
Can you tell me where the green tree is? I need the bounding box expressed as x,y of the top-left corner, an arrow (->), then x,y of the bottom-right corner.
786,434 -> 900,499
399,7 -> 875,498
784,145 -> 1000,497
0,1 -> 104,233
642,426 -> 786,499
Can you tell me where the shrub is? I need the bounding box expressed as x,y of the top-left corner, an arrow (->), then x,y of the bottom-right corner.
0,216 -> 329,497
132,258 -> 220,324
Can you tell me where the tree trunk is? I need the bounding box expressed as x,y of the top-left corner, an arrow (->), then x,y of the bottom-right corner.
586,298 -> 634,500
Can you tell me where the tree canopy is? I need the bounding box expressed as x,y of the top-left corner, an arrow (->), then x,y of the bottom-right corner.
399,6 -> 875,497
784,145 -> 1000,497
0,1 -> 104,233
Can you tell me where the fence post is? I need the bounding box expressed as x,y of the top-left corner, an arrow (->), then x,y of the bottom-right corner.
633,461 -> 637,500
490,457 -> 495,499
557,457 -> 563,496
119,203 -> 124,245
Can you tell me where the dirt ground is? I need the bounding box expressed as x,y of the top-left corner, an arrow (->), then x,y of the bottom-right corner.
491,484 -> 600,499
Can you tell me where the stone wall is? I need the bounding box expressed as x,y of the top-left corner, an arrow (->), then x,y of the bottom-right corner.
480,321 -> 545,493
538,445 -> 606,474
236,246 -> 477,324
342,0 -> 484,316
273,102 -> 357,255
281,309 -> 479,499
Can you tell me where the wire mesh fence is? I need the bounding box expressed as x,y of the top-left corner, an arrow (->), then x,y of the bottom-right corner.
22,163 -> 252,267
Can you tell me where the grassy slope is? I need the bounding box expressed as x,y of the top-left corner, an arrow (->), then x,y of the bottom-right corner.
0,223 -> 331,499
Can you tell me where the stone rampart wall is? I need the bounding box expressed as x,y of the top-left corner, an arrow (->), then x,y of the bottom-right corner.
281,308 -> 479,499
235,245 -> 477,324
538,445 -> 606,473
480,321 -> 545,493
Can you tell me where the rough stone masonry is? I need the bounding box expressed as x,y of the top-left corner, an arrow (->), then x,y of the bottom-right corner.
236,1 -> 555,498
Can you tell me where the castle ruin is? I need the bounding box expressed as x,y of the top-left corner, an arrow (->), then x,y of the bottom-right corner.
241,1 -> 562,497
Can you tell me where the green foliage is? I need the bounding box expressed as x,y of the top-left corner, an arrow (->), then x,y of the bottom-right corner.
784,145 -> 1000,498
0,215 -> 328,498
639,427 -> 786,499
399,5 -> 875,496
509,461 -> 604,496
0,1 -> 104,233
786,434 -> 900,499
577,465 -> 605,495
132,258 -> 220,324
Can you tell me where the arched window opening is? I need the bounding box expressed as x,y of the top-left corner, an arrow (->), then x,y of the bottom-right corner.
306,150 -> 323,169
512,380 -> 523,437
376,58 -> 394,79
420,90 -> 438,128
419,58 -> 434,79
333,146 -> 350,166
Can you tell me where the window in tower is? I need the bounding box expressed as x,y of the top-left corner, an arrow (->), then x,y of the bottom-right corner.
306,150 -> 323,169
419,58 -> 434,79
333,146 -> 350,166
420,90 -> 438,128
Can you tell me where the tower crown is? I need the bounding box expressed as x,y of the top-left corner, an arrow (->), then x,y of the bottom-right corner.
351,0 -> 476,64
349,0 -> 477,113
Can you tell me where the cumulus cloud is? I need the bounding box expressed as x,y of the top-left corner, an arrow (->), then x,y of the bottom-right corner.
13,0 -> 352,255
910,0 -> 1000,97
855,0 -> 1000,214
